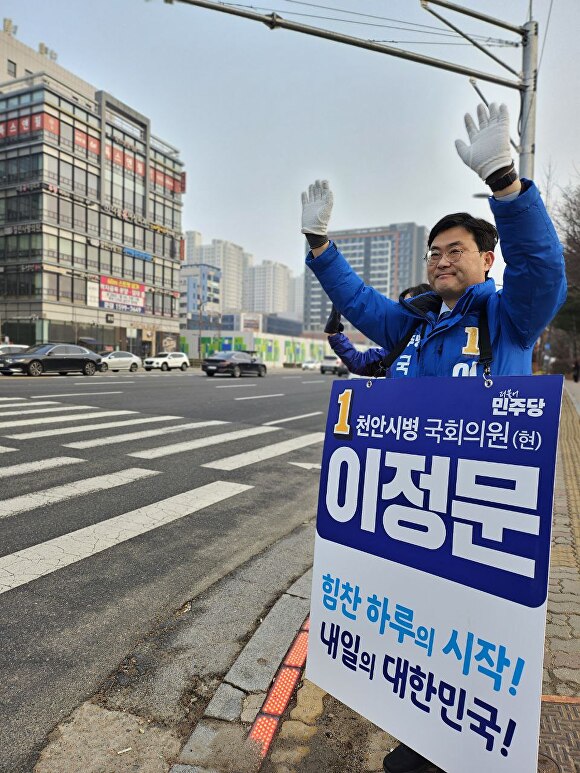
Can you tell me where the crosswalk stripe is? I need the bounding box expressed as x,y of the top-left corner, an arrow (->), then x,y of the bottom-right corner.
5,415 -> 180,440
0,468 -> 158,520
0,445 -> 17,453
0,409 -> 135,430
63,420 -> 229,449
0,457 -> 85,479
128,425 -> 280,460
30,391 -> 123,398
0,481 -> 251,595
263,411 -> 323,426
202,432 -> 325,470
0,401 -> 62,410
0,404 -> 97,418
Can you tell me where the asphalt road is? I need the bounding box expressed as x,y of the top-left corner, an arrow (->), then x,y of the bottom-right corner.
0,366 -> 338,773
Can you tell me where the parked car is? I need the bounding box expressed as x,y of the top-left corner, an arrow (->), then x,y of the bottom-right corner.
320,354 -> 348,376
143,351 -> 189,371
99,350 -> 142,372
0,343 -> 101,377
202,350 -> 267,378
301,359 -> 320,371
0,344 -> 29,356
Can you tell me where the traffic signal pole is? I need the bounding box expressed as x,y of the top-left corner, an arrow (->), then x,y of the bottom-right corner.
164,0 -> 538,178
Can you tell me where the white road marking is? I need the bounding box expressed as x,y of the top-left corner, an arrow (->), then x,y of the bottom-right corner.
128,425 -> 280,460
263,411 -> 323,426
0,468 -> 158,520
0,401 -> 61,410
64,420 -> 228,449
0,397 -> 26,401
0,405 -> 97,418
289,461 -> 322,470
282,376 -> 302,379
0,446 -> 17,453
0,481 -> 252,594
203,432 -> 325,471
302,380 -> 326,384
5,415 -> 180,440
0,410 -> 135,430
73,380 -> 135,385
0,457 -> 85,479
30,391 -> 123,398
215,384 -> 256,389
234,393 -> 285,401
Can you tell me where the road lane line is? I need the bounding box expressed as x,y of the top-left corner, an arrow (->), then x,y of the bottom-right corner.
63,420 -> 228,449
202,432 -> 325,470
0,446 -> 17,453
282,376 -> 302,379
0,457 -> 85,479
73,380 -> 135,385
215,384 -> 256,389
0,481 -> 251,594
263,411 -> 323,426
0,410 -> 135,430
0,405 -> 97,418
128,426 -> 280,460
234,394 -> 285,401
301,380 -> 326,384
0,468 -> 158,520
30,391 -> 123,398
0,397 -> 26,401
5,415 -> 180,440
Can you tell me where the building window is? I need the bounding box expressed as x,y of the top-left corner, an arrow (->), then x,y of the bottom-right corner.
7,60 -> 16,77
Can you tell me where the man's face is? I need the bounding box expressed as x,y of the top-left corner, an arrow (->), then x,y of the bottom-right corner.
427,226 -> 494,306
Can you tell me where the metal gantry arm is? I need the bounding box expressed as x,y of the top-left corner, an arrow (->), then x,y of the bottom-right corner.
163,0 -> 538,178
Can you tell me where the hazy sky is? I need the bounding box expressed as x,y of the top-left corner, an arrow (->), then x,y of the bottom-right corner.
4,1 -> 579,282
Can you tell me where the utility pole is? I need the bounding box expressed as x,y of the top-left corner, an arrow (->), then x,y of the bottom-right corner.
165,0 -> 538,179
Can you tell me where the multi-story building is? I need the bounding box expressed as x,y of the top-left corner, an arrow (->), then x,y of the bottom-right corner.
179,262 -> 221,330
288,272 -> 304,321
244,259 -> 291,315
0,22 -> 184,355
303,222 -> 427,334
185,231 -> 252,313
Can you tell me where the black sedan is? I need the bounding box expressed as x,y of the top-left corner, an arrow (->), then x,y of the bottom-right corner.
0,343 -> 102,377
202,350 -> 267,378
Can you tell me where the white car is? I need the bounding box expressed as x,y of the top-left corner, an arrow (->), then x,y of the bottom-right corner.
301,360 -> 320,371
0,344 -> 29,356
143,351 -> 189,372
99,350 -> 141,372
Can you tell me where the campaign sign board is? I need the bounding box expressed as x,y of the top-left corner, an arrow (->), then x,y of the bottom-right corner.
306,375 -> 563,773
99,276 -> 145,314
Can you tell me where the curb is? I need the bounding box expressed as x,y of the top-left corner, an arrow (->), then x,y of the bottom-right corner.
247,616 -> 309,759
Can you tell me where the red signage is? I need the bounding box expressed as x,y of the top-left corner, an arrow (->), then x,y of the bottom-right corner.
74,129 -> 88,149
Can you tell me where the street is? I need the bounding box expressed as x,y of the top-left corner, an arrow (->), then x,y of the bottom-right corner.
0,368 -> 333,773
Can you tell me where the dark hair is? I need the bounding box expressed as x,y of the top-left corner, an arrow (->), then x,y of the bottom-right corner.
402,282 -> 431,298
428,212 -> 498,253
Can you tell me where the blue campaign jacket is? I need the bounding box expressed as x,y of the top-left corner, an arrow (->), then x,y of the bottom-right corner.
328,332 -> 389,377
307,181 -> 567,378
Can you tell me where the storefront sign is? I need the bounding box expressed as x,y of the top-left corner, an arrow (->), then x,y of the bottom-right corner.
99,276 -> 145,314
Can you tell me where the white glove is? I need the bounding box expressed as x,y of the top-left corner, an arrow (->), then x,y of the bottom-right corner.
455,103 -> 512,181
301,179 -> 333,236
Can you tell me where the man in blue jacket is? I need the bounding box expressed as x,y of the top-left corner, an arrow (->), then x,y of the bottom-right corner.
302,103 -> 566,773
302,104 -> 566,388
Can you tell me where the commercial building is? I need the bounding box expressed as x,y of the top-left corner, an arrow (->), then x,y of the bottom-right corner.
303,222 -> 427,334
0,22 -> 184,354
179,262 -> 220,331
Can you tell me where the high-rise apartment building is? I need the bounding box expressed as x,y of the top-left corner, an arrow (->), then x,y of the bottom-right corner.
244,259 -> 291,315
185,231 -> 252,313
304,222 -> 427,333
0,22 -> 185,354
288,272 -> 304,321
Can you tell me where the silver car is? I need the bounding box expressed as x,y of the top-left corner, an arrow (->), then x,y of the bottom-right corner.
99,350 -> 141,372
